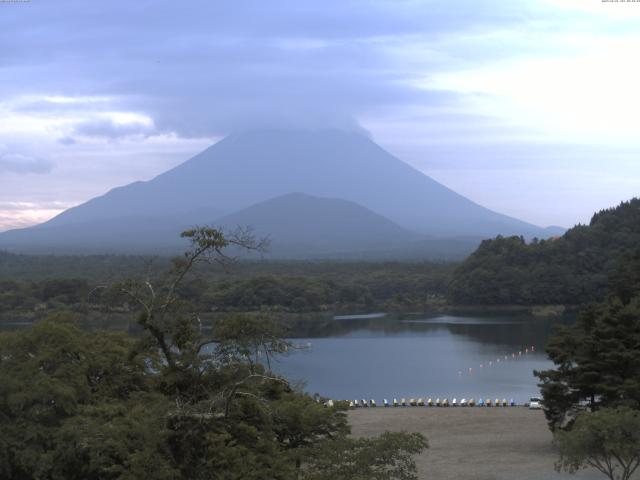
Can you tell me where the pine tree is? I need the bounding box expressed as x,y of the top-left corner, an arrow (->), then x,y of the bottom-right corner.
536,295 -> 640,430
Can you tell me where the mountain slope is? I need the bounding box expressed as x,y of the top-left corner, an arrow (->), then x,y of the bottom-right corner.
215,192 -> 482,259
31,129 -> 552,237
0,192 -> 482,259
0,192 -> 418,256
0,129 -> 560,255
0,209 -> 218,254
215,192 -> 420,256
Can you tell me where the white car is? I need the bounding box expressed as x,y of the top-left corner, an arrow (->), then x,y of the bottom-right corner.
529,397 -> 543,409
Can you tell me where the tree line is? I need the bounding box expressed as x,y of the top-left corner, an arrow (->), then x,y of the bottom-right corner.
449,198 -> 640,306
0,261 -> 452,320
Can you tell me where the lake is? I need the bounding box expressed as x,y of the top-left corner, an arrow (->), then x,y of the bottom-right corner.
1,312 -> 569,404
275,313 -> 569,404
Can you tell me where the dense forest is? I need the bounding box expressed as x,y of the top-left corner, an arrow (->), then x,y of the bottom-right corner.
0,253 -> 453,329
0,228 -> 428,479
448,198 -> 640,306
535,247 -> 640,426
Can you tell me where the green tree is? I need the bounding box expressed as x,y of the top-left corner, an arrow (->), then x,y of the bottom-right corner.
0,227 -> 430,479
536,296 -> 640,430
213,313 -> 291,372
449,198 -> 640,306
303,431 -> 428,480
609,249 -> 640,306
44,396 -> 178,480
271,393 -> 349,470
554,407 -> 640,480
0,315 -> 152,480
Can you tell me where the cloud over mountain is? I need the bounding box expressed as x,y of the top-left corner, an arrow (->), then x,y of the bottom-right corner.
0,129 -> 560,257
1,0 -> 639,231
0,152 -> 52,175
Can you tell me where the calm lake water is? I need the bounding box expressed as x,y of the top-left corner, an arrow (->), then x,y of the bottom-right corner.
275,313 -> 569,404
1,312 -> 570,404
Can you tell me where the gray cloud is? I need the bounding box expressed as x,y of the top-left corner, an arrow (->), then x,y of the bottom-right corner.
57,136 -> 77,145
0,0 -> 638,230
72,118 -> 156,140
0,0 -> 565,139
0,153 -> 53,175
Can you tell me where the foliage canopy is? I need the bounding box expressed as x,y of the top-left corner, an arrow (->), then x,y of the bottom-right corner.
554,407 -> 640,480
449,198 -> 640,306
0,227 -> 427,480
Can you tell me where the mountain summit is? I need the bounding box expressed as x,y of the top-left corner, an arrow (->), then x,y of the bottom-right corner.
0,129 -> 559,256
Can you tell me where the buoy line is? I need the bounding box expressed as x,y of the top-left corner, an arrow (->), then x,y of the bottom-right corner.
457,345 -> 536,377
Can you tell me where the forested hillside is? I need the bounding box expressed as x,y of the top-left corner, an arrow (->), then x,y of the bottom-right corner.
0,253 -> 453,324
448,198 -> 640,305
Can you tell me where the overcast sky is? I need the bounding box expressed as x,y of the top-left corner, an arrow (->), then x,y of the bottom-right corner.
1,0 -> 639,232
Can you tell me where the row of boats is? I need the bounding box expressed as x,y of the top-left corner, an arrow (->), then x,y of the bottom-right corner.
339,398 -> 517,408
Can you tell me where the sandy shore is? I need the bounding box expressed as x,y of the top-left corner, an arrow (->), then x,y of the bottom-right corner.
348,407 -> 625,480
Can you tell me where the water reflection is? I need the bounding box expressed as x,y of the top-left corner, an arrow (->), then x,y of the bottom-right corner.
276,314 -> 573,403
0,312 -> 573,404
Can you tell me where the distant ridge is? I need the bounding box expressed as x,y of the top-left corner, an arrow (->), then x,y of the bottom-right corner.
0,192 -> 481,259
0,129 -> 562,257
216,192 -> 419,254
